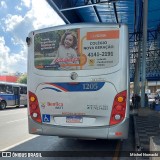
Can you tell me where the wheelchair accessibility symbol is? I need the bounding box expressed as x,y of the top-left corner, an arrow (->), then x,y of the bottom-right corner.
42,114 -> 50,123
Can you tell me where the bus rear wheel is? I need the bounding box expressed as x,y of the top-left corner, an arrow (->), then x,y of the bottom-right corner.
0,101 -> 6,110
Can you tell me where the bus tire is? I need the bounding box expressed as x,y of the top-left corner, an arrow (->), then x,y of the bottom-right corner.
0,101 -> 6,110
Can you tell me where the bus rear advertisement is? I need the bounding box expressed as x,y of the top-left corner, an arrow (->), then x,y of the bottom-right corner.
27,23 -> 129,139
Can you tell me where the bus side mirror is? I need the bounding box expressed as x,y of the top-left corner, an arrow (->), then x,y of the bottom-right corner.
26,37 -> 31,46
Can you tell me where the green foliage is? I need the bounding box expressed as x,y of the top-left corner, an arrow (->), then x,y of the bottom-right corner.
17,74 -> 27,84
34,59 -> 53,66
34,30 -> 61,53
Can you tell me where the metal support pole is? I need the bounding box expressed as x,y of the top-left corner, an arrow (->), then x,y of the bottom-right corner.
47,0 -> 70,24
134,41 -> 141,95
141,0 -> 148,108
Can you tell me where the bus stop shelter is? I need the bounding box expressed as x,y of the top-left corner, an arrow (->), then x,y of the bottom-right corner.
47,0 -> 160,107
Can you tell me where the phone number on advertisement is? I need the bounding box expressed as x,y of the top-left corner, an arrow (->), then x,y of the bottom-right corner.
88,52 -> 113,57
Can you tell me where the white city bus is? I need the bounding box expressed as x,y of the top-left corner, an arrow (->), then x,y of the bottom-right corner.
27,23 -> 129,139
0,81 -> 27,110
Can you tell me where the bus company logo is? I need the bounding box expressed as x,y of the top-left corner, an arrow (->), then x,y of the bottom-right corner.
47,102 -> 63,107
41,102 -> 46,109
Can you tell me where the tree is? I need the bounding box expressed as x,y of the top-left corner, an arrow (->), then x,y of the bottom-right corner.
17,74 -> 27,84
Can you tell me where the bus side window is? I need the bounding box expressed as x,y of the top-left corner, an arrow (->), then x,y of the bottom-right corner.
14,87 -> 20,94
20,87 -> 23,94
24,87 -> 27,94
6,85 -> 13,94
0,84 -> 5,93
20,87 -> 27,94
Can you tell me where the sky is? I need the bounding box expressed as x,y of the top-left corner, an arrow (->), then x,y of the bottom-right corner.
0,0 -> 65,74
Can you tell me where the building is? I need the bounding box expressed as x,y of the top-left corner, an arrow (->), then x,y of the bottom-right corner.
130,81 -> 160,94
0,75 -> 18,83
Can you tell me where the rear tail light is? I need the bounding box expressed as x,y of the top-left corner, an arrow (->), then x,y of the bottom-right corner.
28,91 -> 42,123
109,90 -> 127,126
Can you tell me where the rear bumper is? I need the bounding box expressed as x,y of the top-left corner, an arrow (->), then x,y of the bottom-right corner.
28,116 -> 129,139
108,117 -> 129,139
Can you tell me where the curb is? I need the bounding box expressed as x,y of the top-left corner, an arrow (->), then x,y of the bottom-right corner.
133,112 -> 144,160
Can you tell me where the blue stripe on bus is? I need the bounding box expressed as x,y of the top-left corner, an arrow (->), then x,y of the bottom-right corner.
43,82 -> 105,92
0,94 -> 20,100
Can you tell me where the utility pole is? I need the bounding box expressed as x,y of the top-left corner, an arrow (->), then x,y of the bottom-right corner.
141,0 -> 148,108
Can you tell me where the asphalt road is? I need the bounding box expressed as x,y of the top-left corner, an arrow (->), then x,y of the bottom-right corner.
0,107 -> 37,151
0,107 -> 135,160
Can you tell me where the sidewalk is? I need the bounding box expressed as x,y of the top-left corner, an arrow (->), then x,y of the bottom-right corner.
133,107 -> 160,158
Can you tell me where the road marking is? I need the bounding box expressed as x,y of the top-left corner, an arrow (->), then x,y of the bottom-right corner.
112,140 -> 121,160
6,118 -> 27,124
0,135 -> 39,151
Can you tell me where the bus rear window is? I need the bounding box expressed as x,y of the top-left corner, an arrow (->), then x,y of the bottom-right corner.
34,28 -> 119,71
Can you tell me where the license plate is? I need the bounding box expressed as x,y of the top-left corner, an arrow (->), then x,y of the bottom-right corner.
66,116 -> 83,123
